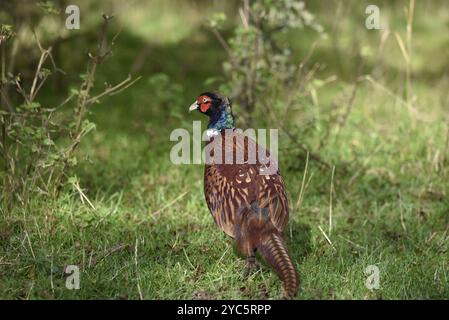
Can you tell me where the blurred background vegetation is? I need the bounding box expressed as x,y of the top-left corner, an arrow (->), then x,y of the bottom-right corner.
0,0 -> 448,299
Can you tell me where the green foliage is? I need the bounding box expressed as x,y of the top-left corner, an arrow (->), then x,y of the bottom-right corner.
207,13 -> 227,29
213,0 -> 323,112
147,73 -> 184,108
0,13 -> 137,206
36,1 -> 61,15
206,0 -> 338,179
0,24 -> 14,41
256,0 -> 323,31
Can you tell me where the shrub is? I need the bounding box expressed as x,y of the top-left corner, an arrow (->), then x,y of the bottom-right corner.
0,13 -> 139,207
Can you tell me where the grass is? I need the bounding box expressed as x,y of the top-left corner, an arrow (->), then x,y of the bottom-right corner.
1,0 -> 448,299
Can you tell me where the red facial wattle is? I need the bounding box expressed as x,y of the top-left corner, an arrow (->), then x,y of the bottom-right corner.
198,95 -> 211,113
200,102 -> 210,113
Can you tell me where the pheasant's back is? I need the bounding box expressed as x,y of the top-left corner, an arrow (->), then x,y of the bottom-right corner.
203,129 -> 289,238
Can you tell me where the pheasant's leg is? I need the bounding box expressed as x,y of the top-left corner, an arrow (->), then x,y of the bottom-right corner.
244,254 -> 260,277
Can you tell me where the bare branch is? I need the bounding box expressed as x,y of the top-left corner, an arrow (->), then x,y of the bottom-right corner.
86,75 -> 141,105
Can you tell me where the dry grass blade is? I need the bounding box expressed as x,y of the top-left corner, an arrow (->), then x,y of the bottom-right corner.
295,151 -> 310,211
318,225 -> 336,251
394,32 -> 410,64
71,180 -> 96,210
150,191 -> 189,216
24,230 -> 36,259
134,238 -> 144,300
329,165 -> 335,236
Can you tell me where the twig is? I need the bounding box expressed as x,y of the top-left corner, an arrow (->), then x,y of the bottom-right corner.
55,14 -> 139,192
334,80 -> 360,142
363,75 -> 429,121
239,8 -> 249,28
280,127 -> 330,169
288,42 -> 318,108
242,0 -> 250,26
55,93 -> 76,109
87,243 -> 130,268
209,27 -> 238,68
1,46 -> 14,114
86,75 -> 141,104
131,43 -> 153,75
30,33 -> 53,101
348,142 -> 384,185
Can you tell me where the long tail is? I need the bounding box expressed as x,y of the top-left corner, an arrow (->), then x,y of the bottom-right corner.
257,233 -> 299,299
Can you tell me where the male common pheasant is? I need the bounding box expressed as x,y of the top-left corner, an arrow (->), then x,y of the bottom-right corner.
189,92 -> 299,298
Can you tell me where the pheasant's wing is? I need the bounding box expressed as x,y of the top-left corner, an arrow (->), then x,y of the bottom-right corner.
204,164 -> 254,237
204,130 -> 289,237
255,170 -> 289,232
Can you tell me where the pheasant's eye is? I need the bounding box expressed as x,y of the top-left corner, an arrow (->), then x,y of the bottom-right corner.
203,97 -> 208,103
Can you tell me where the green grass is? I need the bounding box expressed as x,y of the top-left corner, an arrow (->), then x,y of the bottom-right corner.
1,0 -> 448,299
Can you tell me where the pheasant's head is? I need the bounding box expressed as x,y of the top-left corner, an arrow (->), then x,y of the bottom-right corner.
189,92 -> 235,131
189,92 -> 221,115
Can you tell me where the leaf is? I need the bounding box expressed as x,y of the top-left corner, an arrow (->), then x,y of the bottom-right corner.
81,120 -> 96,134
23,102 -> 41,110
38,68 -> 52,79
204,76 -> 223,87
67,176 -> 78,185
70,88 -> 80,96
37,1 -> 61,15
43,138 -> 54,146
208,13 -> 227,29
67,157 -> 78,166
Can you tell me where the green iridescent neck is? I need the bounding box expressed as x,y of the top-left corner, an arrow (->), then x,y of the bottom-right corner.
207,105 -> 235,131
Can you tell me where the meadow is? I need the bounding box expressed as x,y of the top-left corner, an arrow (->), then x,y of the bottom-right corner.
0,0 -> 448,299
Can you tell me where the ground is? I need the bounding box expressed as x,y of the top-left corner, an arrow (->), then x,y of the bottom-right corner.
0,0 -> 448,299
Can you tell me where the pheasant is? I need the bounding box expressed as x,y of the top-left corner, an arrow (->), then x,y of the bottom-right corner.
189,92 -> 299,299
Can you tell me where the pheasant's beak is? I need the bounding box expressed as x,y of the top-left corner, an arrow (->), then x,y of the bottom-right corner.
189,101 -> 199,112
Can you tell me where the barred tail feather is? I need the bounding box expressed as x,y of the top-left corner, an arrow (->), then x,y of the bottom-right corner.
257,233 -> 299,299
